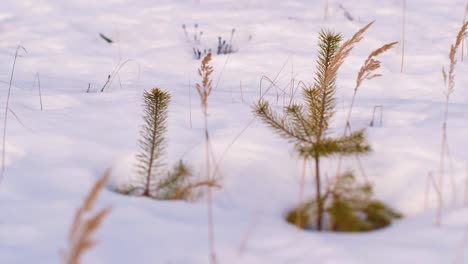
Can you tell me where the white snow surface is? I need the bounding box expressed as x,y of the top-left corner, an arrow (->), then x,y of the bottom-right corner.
1,0 -> 468,263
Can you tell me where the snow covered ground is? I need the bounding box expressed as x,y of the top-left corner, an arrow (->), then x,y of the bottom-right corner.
1,0 -> 468,263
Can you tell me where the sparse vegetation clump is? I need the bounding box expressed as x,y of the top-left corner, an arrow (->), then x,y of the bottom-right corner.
182,24 -> 237,59
287,171 -> 402,232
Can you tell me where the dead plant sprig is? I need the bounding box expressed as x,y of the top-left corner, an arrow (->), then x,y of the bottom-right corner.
437,21 -> 468,226
61,170 -> 112,264
195,52 -> 217,264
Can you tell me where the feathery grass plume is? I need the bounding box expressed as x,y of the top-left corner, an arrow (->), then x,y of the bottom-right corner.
461,2 -> 468,61
438,21 -> 468,226
327,21 -> 374,83
254,26 -> 373,231
62,170 -> 111,264
334,41 -> 397,182
136,88 -> 170,197
195,52 -> 218,264
355,42 -> 398,92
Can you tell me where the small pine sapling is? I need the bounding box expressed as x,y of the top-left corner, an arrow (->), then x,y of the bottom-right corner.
113,87 -> 214,199
254,23 -> 374,231
136,88 -> 171,197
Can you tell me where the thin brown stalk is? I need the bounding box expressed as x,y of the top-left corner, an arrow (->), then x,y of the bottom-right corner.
239,80 -> 244,103
188,80 -> 192,128
62,170 -> 112,264
1,45 -> 26,183
324,0 -> 329,21
438,21 -> 468,226
401,0 -> 406,72
465,161 -> 468,207
424,171 -> 431,210
32,72 -> 43,110
425,171 -> 441,211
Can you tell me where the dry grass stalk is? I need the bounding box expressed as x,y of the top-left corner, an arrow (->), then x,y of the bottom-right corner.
324,0 -> 329,21
401,0 -> 406,72
355,42 -> 398,90
295,158 -> 307,229
195,52 -> 217,264
343,41 -> 397,131
461,2 -> 468,61
32,72 -> 43,110
347,41 -> 397,132
100,59 -> 141,92
465,162 -> 468,206
334,40 -> 396,189
1,45 -> 26,183
62,170 -> 112,264
188,81 -> 193,128
437,21 -> 468,226
424,171 -> 441,211
239,80 -> 244,103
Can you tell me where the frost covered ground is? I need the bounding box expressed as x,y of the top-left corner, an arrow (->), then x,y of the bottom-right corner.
1,0 -> 468,263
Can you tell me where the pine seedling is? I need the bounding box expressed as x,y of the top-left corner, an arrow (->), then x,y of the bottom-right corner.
253,24 -> 373,231
129,88 -> 213,199
136,88 -> 170,197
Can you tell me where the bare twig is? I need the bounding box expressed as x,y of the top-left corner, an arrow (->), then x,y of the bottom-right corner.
239,80 -> 244,103
370,105 -> 384,127
1,45 -> 27,183
36,73 -> 43,110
